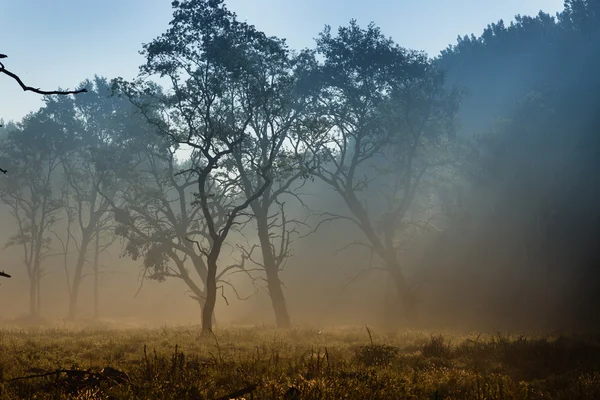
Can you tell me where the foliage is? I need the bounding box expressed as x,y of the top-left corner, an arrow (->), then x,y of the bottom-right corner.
114,0 -> 303,333
433,0 -> 600,329
303,20 -> 463,326
0,111 -> 68,316
42,77 -> 124,319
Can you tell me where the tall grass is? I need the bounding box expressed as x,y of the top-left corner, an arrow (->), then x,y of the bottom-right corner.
0,326 -> 598,399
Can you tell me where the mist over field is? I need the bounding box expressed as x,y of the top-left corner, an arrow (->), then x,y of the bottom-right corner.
0,0 -> 598,336
2,1 -> 600,398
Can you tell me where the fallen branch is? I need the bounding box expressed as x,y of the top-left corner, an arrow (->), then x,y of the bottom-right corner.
215,384 -> 258,400
7,367 -> 128,384
7,369 -> 100,382
0,271 -> 10,278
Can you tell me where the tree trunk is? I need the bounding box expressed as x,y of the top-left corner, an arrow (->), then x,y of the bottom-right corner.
31,243 -> 43,318
385,266 -> 419,328
383,289 -> 418,330
256,213 -> 292,328
93,259 -> 99,319
197,297 -> 217,326
93,225 -> 100,319
201,258 -> 218,334
189,254 -> 214,325
265,267 -> 291,328
68,235 -> 91,320
33,224 -> 45,319
68,277 -> 82,320
383,278 -> 400,331
402,290 -> 418,324
29,276 -> 38,317
35,266 -> 42,318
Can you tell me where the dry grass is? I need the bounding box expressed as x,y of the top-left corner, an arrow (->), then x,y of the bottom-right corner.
0,324 -> 599,399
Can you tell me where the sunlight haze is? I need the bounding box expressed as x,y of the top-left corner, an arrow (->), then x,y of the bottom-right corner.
1,1 -> 599,396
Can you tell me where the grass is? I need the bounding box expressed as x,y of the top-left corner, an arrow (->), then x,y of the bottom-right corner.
0,324 -> 599,399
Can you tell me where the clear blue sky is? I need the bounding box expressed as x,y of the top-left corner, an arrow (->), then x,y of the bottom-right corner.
1,0 -> 564,123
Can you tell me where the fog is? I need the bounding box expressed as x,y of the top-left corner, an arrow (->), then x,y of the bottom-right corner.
0,0 -> 598,334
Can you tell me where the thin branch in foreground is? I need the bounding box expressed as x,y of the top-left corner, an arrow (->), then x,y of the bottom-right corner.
0,53 -> 88,174
0,271 -> 10,278
0,55 -> 88,96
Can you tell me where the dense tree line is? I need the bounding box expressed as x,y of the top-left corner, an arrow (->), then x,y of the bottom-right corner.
1,0 -> 598,331
427,0 -> 600,329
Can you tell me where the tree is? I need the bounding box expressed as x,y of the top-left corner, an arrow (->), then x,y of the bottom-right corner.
427,0 -> 600,329
305,21 -> 461,326
116,0 -> 293,333
228,37 -> 320,328
436,12 -> 559,136
0,52 -> 86,306
102,133 -> 252,325
43,77 -> 121,320
0,111 -> 67,317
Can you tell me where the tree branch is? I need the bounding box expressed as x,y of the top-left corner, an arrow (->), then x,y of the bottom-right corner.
0,55 -> 87,96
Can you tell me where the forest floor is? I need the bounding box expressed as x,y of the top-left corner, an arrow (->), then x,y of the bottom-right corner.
0,323 -> 599,399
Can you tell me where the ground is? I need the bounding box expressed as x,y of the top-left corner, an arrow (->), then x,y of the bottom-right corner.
0,323 -> 599,399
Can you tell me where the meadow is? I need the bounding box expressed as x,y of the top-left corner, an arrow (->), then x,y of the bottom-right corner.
0,323 -> 599,399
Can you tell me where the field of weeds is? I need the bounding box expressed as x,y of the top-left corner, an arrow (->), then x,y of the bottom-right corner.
0,325 -> 599,399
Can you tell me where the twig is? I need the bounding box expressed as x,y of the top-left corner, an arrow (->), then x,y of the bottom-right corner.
341,267 -> 387,292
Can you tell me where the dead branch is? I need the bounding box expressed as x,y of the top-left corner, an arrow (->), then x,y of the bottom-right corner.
7,367 -> 129,384
0,270 -> 10,278
0,54 -> 87,96
215,384 -> 258,400
335,240 -> 374,256
299,211 -> 361,239
0,53 -> 87,174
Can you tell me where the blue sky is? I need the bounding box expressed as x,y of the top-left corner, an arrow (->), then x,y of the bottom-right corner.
1,0 -> 564,123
